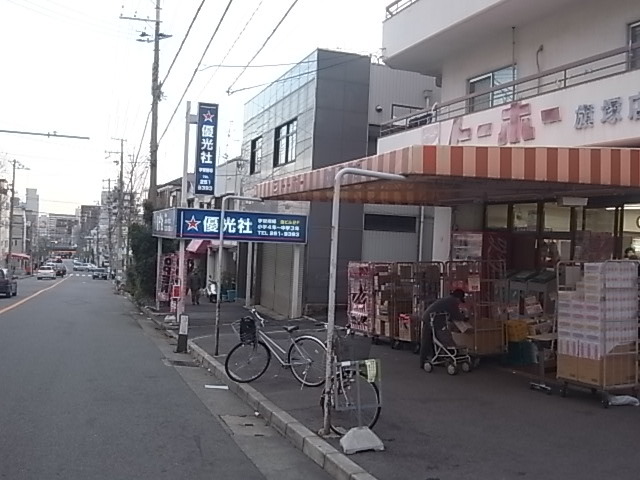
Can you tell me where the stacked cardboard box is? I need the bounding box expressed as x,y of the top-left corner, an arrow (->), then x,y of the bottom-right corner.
557,262 -> 638,387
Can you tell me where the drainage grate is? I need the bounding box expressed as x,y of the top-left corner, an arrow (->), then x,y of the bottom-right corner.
162,358 -> 200,368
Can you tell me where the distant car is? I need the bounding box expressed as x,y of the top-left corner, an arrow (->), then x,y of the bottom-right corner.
55,264 -> 67,277
86,263 -> 97,272
55,258 -> 63,263
73,263 -> 88,271
92,268 -> 108,280
36,265 -> 56,280
0,269 -> 17,298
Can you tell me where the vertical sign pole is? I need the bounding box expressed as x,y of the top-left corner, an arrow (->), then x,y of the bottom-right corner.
214,197 -> 227,357
176,101 -> 191,354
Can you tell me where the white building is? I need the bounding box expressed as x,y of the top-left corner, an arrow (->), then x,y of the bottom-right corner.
380,0 -> 640,260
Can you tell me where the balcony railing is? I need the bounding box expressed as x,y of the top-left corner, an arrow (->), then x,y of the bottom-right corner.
381,42 -> 640,137
385,0 -> 420,19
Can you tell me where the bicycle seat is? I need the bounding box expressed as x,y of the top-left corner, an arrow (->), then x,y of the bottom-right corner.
283,325 -> 299,333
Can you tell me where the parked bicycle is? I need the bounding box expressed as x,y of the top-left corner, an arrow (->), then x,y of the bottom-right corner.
320,325 -> 381,435
225,308 -> 327,387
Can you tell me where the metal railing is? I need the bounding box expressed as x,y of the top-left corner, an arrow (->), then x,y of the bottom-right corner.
385,0 -> 420,19
381,42 -> 640,137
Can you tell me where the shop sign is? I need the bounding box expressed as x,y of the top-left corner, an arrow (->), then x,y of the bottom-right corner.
152,208 -> 177,239
156,253 -> 178,303
177,208 -> 308,244
194,102 -> 218,194
575,93 -> 640,129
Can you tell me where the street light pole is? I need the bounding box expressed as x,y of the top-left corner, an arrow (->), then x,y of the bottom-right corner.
320,168 -> 405,437
213,195 -> 262,356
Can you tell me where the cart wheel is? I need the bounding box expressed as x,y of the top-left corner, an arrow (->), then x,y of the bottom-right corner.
413,344 -> 420,355
461,362 -> 471,373
560,386 -> 568,398
391,340 -> 400,350
423,362 -> 433,373
446,363 -> 458,376
601,393 -> 610,409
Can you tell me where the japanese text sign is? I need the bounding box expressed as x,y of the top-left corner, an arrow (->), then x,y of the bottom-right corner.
195,102 -> 218,194
152,208 -> 177,239
177,208 -> 307,244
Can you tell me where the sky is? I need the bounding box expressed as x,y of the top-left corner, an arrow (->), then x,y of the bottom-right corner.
0,0 -> 389,216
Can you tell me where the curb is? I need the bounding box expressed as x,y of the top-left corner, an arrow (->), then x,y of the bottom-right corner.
133,299 -> 379,480
186,341 -> 378,480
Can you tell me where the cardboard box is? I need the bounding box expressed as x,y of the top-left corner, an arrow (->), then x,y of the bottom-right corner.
452,328 -> 504,355
557,354 -> 579,381
397,314 -> 413,342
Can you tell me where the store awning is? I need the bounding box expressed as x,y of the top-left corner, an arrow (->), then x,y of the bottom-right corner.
186,239 -> 209,254
9,253 -> 30,260
186,239 -> 238,253
255,145 -> 640,205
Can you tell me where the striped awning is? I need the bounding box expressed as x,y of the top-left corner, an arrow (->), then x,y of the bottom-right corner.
255,145 -> 640,205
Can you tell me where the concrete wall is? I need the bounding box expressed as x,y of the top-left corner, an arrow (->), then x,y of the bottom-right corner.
441,0 -> 640,102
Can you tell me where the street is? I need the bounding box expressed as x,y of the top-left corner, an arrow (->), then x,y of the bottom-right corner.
0,263 -> 330,480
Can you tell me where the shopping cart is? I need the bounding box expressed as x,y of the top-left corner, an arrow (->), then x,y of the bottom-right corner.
423,312 -> 472,375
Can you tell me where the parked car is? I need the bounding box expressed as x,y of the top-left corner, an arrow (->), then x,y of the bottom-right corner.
0,269 -> 17,297
73,263 -> 88,271
92,268 -> 108,280
86,263 -> 98,272
36,265 -> 56,280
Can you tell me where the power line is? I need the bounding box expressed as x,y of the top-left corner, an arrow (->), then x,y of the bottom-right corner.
201,59 -> 319,71
196,0 -> 265,98
158,0 -> 236,145
226,0 -> 302,94
161,0 -> 207,87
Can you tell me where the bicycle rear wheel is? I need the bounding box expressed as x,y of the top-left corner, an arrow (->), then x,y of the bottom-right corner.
330,375 -> 381,435
225,341 -> 271,383
288,335 -> 326,387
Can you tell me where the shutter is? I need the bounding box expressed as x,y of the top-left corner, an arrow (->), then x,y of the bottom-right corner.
260,243 -> 277,311
273,244 -> 294,317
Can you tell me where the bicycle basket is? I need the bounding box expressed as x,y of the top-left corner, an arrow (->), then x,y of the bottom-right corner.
335,332 -> 372,362
236,316 -> 257,343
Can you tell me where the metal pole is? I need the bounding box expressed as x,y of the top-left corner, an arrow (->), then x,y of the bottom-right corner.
176,101 -> 191,353
6,160 -> 15,268
148,0 -> 161,207
321,168 -> 406,436
245,242 -> 253,308
155,237 -> 162,311
213,195 -> 263,356
214,197 -> 227,357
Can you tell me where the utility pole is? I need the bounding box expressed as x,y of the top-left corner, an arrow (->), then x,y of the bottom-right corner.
120,0 -> 167,208
111,138 -> 126,283
6,159 -> 29,270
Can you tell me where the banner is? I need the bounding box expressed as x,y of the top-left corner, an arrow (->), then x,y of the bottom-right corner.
194,103 -> 218,195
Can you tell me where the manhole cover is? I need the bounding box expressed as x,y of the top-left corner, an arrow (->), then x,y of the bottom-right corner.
162,359 -> 200,368
220,415 -> 274,437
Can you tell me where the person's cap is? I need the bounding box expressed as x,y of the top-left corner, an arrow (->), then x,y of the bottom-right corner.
451,289 -> 466,303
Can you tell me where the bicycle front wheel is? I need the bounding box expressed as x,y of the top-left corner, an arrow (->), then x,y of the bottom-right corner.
330,375 -> 381,435
225,341 -> 271,383
288,335 -> 326,387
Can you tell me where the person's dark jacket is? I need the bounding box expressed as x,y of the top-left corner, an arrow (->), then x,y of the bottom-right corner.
421,295 -> 464,324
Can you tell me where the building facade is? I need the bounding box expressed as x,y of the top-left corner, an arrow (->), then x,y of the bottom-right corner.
239,49 -> 437,317
381,0 -> 640,261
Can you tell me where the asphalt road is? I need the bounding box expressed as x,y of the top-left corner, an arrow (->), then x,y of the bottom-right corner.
0,262 -> 330,480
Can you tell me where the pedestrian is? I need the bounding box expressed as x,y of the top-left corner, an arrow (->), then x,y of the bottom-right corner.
187,269 -> 201,305
419,289 -> 466,370
624,247 -> 638,260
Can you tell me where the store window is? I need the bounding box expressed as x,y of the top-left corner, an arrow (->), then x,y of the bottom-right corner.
512,203 -> 538,231
468,66 -> 517,113
584,208 -> 615,233
485,204 -> 509,229
544,203 -> 571,232
629,20 -> 640,70
274,119 -> 297,167
364,214 -> 416,233
249,136 -> 262,174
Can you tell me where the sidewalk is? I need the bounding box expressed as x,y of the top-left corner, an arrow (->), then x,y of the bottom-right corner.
146,301 -> 640,480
